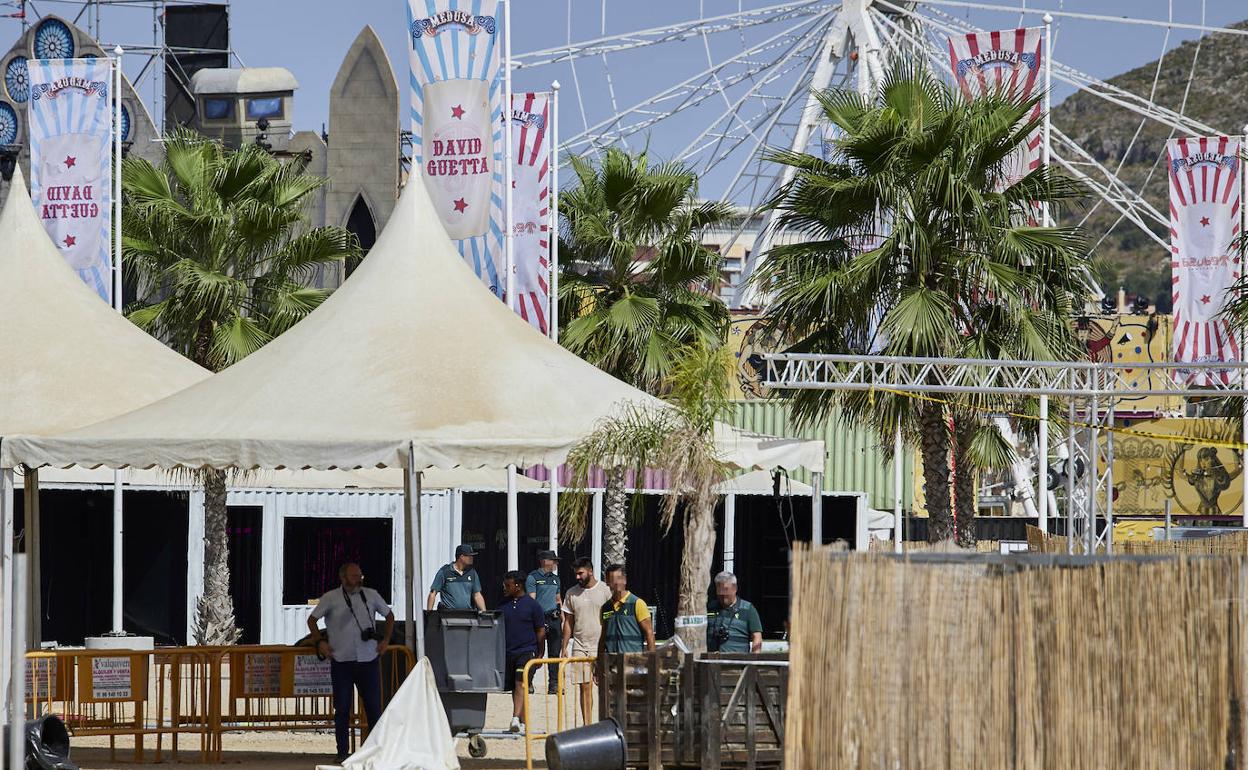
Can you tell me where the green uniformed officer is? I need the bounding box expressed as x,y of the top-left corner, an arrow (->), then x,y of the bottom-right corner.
526,549 -> 563,694
706,571 -> 763,653
426,544 -> 486,611
596,564 -> 657,671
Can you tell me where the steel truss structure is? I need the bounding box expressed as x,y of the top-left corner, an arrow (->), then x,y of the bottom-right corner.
507,1 -> 1248,307
765,352 -> 1248,553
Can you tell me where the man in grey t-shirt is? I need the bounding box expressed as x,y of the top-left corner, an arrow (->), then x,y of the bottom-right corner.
307,562 -> 394,763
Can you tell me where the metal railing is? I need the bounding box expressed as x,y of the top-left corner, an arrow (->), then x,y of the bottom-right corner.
521,655 -> 597,770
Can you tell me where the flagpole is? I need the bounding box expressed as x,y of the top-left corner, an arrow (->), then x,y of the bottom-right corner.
549,80 -> 560,343
112,46 -> 125,635
503,0 -> 515,311
1042,14 -> 1052,227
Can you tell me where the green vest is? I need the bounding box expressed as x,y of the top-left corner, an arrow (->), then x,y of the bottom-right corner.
707,598 -> 759,653
601,594 -> 645,653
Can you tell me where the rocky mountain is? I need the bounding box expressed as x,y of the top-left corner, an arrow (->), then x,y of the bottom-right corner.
1053,20 -> 1248,311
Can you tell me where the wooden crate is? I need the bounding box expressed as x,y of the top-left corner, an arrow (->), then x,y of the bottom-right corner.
600,649 -> 788,769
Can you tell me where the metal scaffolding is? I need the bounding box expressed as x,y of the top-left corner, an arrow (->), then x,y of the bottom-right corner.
764,352 -> 1248,553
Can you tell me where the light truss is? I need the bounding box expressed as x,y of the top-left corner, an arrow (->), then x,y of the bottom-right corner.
765,352 -> 1248,553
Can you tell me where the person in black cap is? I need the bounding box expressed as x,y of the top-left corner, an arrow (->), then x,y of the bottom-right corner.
427,544 -> 486,611
525,549 -> 563,694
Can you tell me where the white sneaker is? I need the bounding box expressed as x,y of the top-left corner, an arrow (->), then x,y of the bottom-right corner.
509,716 -> 522,733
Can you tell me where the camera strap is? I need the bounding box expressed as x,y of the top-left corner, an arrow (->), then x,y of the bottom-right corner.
342,588 -> 369,634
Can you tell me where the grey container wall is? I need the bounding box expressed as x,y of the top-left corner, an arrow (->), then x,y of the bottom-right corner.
425,609 -> 506,692
722,400 -> 913,511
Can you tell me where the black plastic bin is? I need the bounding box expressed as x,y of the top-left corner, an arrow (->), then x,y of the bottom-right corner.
545,718 -> 626,770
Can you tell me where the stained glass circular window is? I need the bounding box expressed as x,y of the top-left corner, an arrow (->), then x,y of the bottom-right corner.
3,57 -> 29,104
33,19 -> 75,60
0,102 -> 18,146
121,102 -> 131,142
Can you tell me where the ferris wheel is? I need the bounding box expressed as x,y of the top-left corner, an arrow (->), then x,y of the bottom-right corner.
510,0 -> 1248,307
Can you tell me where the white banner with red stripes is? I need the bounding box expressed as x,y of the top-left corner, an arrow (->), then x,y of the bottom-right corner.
509,92 -> 551,334
947,27 -> 1044,187
1168,136 -> 1242,382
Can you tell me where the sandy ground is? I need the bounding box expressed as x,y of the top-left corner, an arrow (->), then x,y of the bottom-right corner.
69,689 -> 600,770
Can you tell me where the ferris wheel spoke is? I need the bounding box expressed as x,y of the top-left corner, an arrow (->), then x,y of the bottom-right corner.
512,0 -> 826,69
905,0 -> 1248,38
562,10 -> 827,152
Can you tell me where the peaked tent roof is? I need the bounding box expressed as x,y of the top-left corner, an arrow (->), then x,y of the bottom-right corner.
3,175 -> 821,472
0,167 -> 209,437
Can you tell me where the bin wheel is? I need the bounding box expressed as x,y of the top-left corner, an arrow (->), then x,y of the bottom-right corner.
467,735 -> 488,758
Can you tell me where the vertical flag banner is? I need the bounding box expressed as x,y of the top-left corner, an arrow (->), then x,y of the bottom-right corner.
27,58 -> 113,303
509,92 -> 550,334
407,0 -> 503,296
947,28 -> 1044,187
1168,136 -> 1242,382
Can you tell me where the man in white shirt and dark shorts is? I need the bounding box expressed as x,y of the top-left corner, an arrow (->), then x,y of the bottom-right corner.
560,556 -> 612,724
307,562 -> 395,763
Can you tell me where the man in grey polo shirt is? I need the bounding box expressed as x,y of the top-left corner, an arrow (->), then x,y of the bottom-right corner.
307,562 -> 394,764
427,544 -> 486,610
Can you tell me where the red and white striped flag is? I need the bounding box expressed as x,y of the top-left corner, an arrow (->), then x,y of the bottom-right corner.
1169,136 -> 1242,382
947,28 -> 1044,187
509,92 -> 551,334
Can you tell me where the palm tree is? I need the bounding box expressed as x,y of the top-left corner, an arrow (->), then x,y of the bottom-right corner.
558,147 -> 732,565
122,129 -> 358,643
560,339 -> 731,654
756,65 -> 1091,543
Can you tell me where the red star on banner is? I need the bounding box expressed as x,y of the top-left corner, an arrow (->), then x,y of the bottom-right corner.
1200,216 -> 1211,227
453,198 -> 468,213
451,104 -> 465,120
1201,295 -> 1212,304
63,156 -> 76,168
62,234 -> 76,247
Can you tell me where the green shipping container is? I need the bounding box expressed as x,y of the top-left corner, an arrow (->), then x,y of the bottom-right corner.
722,400 -> 912,511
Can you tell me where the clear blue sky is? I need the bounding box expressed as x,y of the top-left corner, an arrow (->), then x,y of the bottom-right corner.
2,0 -> 1242,200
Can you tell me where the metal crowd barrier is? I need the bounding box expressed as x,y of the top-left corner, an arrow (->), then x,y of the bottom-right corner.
23,644 -> 415,763
521,656 -> 598,770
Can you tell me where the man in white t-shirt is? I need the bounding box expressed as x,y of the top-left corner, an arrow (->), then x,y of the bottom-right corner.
307,563 -> 394,763
561,556 -> 612,724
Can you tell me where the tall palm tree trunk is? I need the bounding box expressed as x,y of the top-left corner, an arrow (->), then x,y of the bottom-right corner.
676,499 -> 716,655
192,468 -> 241,645
919,404 -> 954,542
603,467 -> 628,567
952,418 -> 977,548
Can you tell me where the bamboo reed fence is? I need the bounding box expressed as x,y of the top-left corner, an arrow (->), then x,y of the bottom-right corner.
785,546 -> 1248,769
1026,524 -> 1248,555
869,538 -> 1002,553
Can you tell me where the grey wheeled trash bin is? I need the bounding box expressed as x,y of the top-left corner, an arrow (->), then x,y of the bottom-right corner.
425,609 -> 506,737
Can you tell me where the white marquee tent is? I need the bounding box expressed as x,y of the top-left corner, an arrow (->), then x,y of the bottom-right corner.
2,173 -> 823,655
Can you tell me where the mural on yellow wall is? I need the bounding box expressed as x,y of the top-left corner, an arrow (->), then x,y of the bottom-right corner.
1080,313 -> 1179,416
729,314 -> 776,400
1112,418 -> 1243,519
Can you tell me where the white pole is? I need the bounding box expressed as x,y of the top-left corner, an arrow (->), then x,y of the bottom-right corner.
506,465 -> 518,570
503,0 -> 515,311
723,493 -> 735,573
9,553 -> 26,770
893,420 -> 903,553
1042,15 -> 1052,227
549,80 -> 561,342
0,468 -> 13,708
112,46 -> 126,635
405,446 -> 425,658
810,472 -> 823,545
591,490 -> 603,574
1038,395 -> 1049,533
548,471 -> 559,554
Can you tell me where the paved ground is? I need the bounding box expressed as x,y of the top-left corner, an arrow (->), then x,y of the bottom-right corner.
70,691 -> 597,770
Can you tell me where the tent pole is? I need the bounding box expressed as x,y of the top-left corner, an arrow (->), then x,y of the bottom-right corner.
405,446 -> 425,658
548,471 -> 559,554
403,465 -> 414,654
810,472 -> 823,545
24,468 -> 39,647
8,553 -> 25,770
506,466 -> 519,570
503,0 -> 515,311
723,493 -> 735,574
112,48 -> 126,636
0,466 -> 13,708
112,474 -> 123,632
